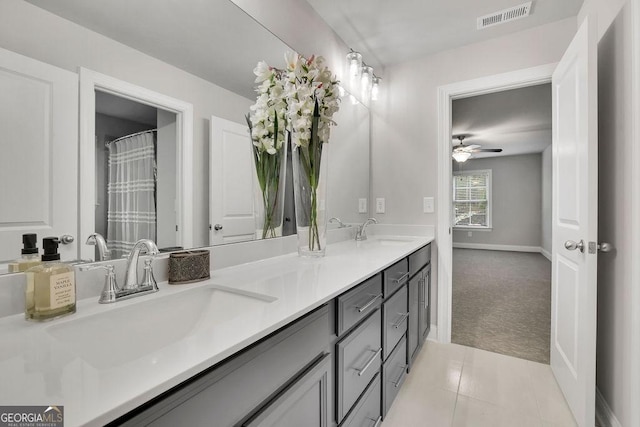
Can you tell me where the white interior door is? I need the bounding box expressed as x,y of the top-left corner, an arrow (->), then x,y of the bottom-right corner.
209,116 -> 255,245
0,48 -> 78,268
551,17 -> 597,427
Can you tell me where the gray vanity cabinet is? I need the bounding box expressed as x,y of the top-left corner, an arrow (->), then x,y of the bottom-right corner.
382,336 -> 408,416
407,243 -> 432,369
118,305 -> 333,427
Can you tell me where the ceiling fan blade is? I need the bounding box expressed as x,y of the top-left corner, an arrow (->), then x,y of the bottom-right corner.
471,148 -> 503,153
466,144 -> 481,150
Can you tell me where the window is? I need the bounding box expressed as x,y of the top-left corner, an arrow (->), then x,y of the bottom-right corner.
453,169 -> 492,228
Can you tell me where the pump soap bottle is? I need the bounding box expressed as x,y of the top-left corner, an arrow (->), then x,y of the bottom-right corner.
25,237 -> 76,321
8,233 -> 41,273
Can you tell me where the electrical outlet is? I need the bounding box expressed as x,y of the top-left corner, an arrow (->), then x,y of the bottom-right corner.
376,198 -> 385,214
358,198 -> 368,213
423,197 -> 434,213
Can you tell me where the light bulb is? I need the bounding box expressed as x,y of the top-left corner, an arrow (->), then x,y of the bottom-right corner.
346,51 -> 362,78
371,77 -> 380,101
361,66 -> 373,100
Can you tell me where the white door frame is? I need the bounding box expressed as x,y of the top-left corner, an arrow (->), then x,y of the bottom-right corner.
436,63 -> 557,343
79,68 -> 194,259
631,0 -> 640,424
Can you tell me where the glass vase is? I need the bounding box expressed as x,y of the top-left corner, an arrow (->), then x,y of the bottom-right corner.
292,143 -> 329,257
252,142 -> 288,239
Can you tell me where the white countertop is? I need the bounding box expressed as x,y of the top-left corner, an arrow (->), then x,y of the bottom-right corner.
0,234 -> 433,426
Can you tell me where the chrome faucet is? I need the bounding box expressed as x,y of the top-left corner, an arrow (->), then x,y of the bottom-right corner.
79,239 -> 159,304
356,218 -> 378,241
329,217 -> 347,228
86,233 -> 111,261
123,239 -> 159,291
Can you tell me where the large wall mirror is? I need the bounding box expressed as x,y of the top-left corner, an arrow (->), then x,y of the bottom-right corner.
0,0 -> 370,273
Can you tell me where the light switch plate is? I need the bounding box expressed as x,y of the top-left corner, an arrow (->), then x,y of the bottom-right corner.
358,198 -> 368,213
423,197 -> 434,213
376,198 -> 385,214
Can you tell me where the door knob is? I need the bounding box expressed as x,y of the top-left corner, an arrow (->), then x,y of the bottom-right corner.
564,240 -> 585,253
59,235 -> 75,244
597,242 -> 613,252
213,224 -> 223,231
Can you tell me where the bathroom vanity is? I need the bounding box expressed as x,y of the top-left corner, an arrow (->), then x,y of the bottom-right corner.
0,233 -> 432,426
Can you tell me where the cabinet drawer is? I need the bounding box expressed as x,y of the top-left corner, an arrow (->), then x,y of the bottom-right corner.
340,373 -> 382,427
382,336 -> 407,417
383,258 -> 409,297
336,309 -> 382,423
409,243 -> 431,278
242,353 -> 332,427
336,274 -> 382,336
383,285 -> 408,360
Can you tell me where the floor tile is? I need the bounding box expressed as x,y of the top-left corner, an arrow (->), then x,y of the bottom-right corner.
527,361 -> 577,426
458,348 -> 539,417
453,395 -> 542,427
383,381 -> 457,427
406,342 -> 465,393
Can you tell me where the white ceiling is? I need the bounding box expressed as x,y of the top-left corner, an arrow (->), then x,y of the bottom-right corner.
25,0 -> 290,100
305,0 -> 583,70
452,83 -> 552,159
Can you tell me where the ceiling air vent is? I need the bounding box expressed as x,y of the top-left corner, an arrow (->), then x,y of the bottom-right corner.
477,2 -> 533,30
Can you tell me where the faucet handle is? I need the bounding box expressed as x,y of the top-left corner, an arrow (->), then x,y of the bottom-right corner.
79,264 -> 120,304
141,258 -> 158,292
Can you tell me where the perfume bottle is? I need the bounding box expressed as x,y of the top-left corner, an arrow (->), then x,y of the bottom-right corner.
25,237 -> 76,321
8,233 -> 41,273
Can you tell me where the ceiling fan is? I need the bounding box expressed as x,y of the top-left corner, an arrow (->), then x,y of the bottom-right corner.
452,135 -> 503,162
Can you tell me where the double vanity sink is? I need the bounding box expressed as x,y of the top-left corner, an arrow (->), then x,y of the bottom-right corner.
0,233 -> 433,426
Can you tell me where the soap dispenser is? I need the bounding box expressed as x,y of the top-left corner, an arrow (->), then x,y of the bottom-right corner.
25,237 -> 76,321
8,233 -> 42,273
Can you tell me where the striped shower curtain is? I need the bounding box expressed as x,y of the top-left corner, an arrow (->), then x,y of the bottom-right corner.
107,131 -> 156,258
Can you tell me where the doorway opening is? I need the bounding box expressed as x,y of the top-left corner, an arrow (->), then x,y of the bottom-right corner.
94,91 -> 179,258
450,84 -> 553,364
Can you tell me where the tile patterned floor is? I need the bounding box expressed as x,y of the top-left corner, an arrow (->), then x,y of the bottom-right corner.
382,341 -> 578,427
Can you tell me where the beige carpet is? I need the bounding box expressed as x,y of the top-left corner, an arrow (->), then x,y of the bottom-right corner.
452,248 -> 551,364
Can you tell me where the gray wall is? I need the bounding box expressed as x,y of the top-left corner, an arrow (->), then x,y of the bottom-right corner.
541,145 -> 552,256
452,154 -> 543,248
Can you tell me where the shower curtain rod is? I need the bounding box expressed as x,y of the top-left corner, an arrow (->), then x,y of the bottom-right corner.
106,128 -> 158,146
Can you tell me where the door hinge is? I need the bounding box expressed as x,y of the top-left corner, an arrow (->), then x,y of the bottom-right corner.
176,225 -> 178,232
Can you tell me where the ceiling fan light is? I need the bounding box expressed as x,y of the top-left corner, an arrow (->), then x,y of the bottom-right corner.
452,151 -> 472,162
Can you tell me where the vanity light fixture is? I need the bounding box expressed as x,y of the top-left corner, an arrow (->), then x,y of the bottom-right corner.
452,151 -> 472,163
346,49 -> 381,102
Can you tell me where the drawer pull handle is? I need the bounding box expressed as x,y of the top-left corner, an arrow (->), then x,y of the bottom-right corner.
357,348 -> 382,376
369,416 -> 382,427
394,272 -> 410,285
392,364 -> 408,387
356,294 -> 382,313
393,312 -> 410,329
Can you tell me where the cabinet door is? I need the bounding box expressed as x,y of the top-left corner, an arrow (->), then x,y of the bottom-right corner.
419,264 -> 431,343
407,271 -> 421,368
243,353 -> 332,427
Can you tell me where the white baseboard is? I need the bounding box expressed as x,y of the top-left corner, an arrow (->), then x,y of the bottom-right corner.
427,325 -> 438,342
596,387 -> 622,427
453,242 -> 542,253
540,247 -> 552,261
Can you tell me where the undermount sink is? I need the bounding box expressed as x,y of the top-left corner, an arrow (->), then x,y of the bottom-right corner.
46,286 -> 276,369
358,236 -> 416,247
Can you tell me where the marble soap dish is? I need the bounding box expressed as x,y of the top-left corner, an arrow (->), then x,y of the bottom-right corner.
168,250 -> 210,284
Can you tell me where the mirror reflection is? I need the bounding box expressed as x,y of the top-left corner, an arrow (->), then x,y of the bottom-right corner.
0,0 -> 370,273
